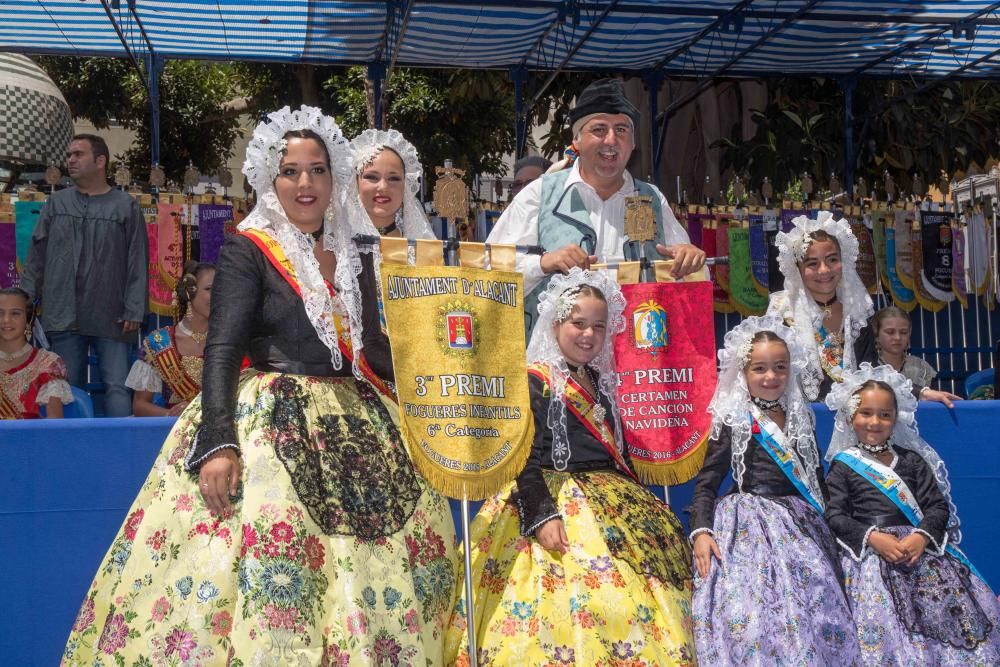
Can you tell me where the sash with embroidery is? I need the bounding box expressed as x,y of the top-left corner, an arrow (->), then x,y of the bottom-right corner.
144,327 -> 201,402
834,448 -> 983,581
814,323 -> 846,382
239,229 -> 395,401
527,362 -> 639,484
748,407 -> 823,513
0,383 -> 20,419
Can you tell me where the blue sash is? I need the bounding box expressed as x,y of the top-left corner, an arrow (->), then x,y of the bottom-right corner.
834,449 -> 983,581
749,411 -> 824,514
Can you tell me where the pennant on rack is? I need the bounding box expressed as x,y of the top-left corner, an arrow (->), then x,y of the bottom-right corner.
727,219 -> 768,316
379,239 -> 533,500
0,203 -> 16,288
966,210 -> 991,297
14,199 -> 43,270
698,214 -> 733,314
952,218 -> 968,308
714,214 -> 732,292
156,198 -> 184,295
908,217 -> 947,312
849,214 -> 878,295
893,209 -> 916,291
684,208 -> 704,249
748,210 -> 771,298
917,210 -> 955,305
198,202 -> 232,264
614,270 -> 714,485
141,197 -> 170,316
883,211 -> 917,311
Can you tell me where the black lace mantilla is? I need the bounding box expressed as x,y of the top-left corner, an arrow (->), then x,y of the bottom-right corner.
265,375 -> 423,541
576,472 -> 692,591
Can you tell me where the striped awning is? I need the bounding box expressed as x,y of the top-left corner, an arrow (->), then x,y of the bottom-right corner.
1,1 -> 998,80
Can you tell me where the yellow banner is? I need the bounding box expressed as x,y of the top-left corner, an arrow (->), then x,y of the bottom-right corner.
380,261 -> 533,499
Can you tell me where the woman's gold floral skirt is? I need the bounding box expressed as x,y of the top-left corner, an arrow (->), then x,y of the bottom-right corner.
62,372 -> 458,666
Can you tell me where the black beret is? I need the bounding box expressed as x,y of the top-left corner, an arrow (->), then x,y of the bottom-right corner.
568,78 -> 640,130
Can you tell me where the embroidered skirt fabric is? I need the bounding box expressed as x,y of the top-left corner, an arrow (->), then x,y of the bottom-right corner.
692,493 -> 862,666
61,372 -> 458,666
444,470 -> 696,667
841,525 -> 1000,666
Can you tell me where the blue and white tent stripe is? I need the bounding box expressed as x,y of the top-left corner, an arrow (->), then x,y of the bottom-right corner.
0,1 -> 997,79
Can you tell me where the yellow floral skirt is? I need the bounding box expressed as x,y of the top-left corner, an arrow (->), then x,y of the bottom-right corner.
445,470 -> 696,666
62,372 -> 458,666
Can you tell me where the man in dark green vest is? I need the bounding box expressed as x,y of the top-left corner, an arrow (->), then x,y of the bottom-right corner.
487,78 -> 705,335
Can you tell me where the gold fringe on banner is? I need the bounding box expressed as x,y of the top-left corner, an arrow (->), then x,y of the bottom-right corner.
380,237 -> 409,265
632,441 -> 709,487
487,244 -> 517,272
458,242 -> 487,268
654,260 -> 707,283
416,239 -> 445,266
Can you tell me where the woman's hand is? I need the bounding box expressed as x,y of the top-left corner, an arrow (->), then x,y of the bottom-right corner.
693,532 -> 722,578
898,532 -> 929,566
868,531 -> 909,564
535,519 -> 570,554
919,387 -> 961,408
199,449 -> 241,517
167,401 -> 190,417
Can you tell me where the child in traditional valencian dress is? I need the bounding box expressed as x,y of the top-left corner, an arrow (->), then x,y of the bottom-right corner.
690,314 -> 861,665
824,363 -> 1000,665
445,268 -> 695,666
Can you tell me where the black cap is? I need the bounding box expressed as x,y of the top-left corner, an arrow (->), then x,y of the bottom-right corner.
568,78 -> 640,131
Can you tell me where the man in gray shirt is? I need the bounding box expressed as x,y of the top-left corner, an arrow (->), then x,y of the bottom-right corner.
22,134 -> 148,416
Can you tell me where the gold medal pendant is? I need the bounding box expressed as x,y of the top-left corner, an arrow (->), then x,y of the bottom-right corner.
624,194 -> 656,243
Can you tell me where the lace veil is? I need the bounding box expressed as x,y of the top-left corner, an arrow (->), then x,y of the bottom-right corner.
525,268 -> 627,471
346,129 -> 436,242
708,314 -> 823,504
238,105 -> 365,373
771,211 -> 874,400
825,362 -> 962,543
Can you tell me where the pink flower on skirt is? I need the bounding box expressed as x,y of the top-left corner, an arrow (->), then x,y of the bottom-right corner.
151,596 -> 170,622
73,597 -> 95,632
97,613 -> 129,654
165,627 -> 197,660
346,610 -> 368,637
403,609 -> 420,634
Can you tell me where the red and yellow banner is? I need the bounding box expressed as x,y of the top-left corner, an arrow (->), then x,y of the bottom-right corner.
380,242 -> 533,500
614,280 -> 715,485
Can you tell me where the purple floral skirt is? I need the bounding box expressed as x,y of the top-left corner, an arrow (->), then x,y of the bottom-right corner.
692,493 -> 862,666
841,525 -> 1000,666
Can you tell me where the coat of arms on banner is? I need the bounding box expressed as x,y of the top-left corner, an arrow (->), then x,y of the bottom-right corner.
438,301 -> 478,355
631,299 -> 668,356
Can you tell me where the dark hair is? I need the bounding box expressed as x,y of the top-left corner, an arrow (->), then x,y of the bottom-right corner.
805,229 -> 841,253
0,287 -> 33,324
70,133 -> 110,170
282,130 -> 331,168
174,261 -> 215,321
872,306 -> 911,335
855,379 -> 898,412
513,155 -> 552,174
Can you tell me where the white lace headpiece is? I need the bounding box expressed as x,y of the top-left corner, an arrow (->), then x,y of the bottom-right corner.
772,210 -> 873,400
825,363 -> 961,543
238,105 -> 365,372
526,268 -> 627,471
346,129 -> 436,242
708,314 -> 822,504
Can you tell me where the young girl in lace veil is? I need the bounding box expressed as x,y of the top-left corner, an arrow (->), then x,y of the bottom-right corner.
824,363 -> 999,665
690,314 -> 860,665
61,106 -> 458,665
445,267 -> 695,666
767,211 -> 958,406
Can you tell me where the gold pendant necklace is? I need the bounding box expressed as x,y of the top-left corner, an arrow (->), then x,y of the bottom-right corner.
177,318 -> 207,343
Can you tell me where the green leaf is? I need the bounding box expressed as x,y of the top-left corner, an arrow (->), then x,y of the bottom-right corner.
782,110 -> 803,128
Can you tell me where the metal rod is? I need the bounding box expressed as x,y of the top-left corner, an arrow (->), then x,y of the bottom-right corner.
461,497 -> 478,667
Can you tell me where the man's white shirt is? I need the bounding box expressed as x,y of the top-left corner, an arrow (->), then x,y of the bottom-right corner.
486,161 -> 690,293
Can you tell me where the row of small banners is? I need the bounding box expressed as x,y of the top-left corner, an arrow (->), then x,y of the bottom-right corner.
0,192 -> 248,315
674,200 -> 997,315
378,236 -> 714,498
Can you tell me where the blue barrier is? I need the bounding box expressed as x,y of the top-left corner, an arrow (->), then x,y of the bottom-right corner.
2,404 -> 998,663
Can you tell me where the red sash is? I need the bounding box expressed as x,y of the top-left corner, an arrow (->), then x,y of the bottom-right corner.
527,363 -> 639,483
144,328 -> 201,402
239,229 -> 395,401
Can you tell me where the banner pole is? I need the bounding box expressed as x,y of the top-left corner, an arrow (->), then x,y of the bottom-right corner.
461,497 -> 478,667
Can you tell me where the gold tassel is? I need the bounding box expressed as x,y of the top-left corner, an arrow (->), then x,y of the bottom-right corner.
631,434 -> 709,487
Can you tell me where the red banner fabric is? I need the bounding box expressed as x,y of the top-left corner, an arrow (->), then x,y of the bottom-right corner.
614,280 -> 715,485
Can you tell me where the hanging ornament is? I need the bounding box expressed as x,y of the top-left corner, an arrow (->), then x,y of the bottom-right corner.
114,162 -> 131,188
433,159 -> 468,220
149,164 -> 166,189
183,162 -> 200,191
44,164 -> 62,186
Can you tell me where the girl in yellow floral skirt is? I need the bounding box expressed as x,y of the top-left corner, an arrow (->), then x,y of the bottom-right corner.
445,268 -> 696,666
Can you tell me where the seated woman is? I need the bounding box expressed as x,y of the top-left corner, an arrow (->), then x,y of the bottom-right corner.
126,261 -> 214,416
767,211 -> 957,406
872,306 -> 936,388
0,287 -> 73,419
